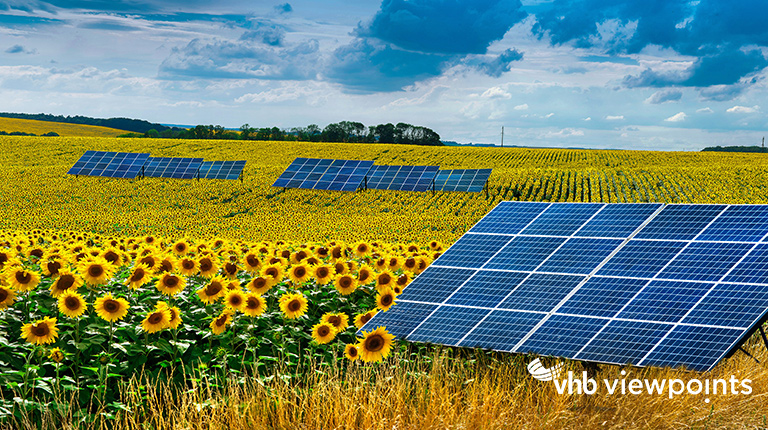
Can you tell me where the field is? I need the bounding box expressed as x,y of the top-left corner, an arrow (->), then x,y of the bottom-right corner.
2,136 -> 768,429
0,118 -> 129,137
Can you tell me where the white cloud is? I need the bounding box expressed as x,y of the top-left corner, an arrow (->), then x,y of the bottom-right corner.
605,115 -> 624,120
583,117 -> 592,121
480,86 -> 511,99
696,107 -> 713,114
544,128 -> 585,138
513,103 -> 529,110
727,105 -> 760,114
544,112 -> 554,118
664,112 -> 687,122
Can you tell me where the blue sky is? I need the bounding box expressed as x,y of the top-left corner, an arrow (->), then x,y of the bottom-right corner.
1,0 -> 767,150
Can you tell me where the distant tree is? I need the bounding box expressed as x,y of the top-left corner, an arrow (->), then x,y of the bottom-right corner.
240,124 -> 254,140
321,123 -> 346,142
145,129 -> 159,138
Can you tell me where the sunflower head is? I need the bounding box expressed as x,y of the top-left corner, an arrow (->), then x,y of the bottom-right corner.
344,344 -> 359,361
127,263 -> 152,290
21,317 -> 59,345
354,310 -> 377,329
279,292 -> 308,319
287,263 -> 310,284
7,267 -> 41,292
358,326 -> 395,363
141,306 -> 171,334
243,252 -> 262,273
42,259 -> 65,277
158,255 -> 178,274
375,271 -> 394,290
334,274 -> 358,296
198,256 -> 219,278
311,322 -> 336,344
321,312 -> 349,333
260,263 -> 284,284
376,288 -> 397,312
243,293 -> 266,317
49,269 -> 83,297
155,273 -> 185,296
0,286 -> 16,309
313,265 -> 335,285
58,290 -> 87,319
396,271 -> 414,288
223,262 -> 239,279
101,248 -> 122,266
172,239 -> 190,255
246,276 -> 272,295
94,293 -> 129,322
177,257 -> 198,276
197,276 -> 227,304
224,290 -> 245,312
353,242 -> 371,257
334,261 -> 348,276
49,347 -> 64,363
78,257 -> 115,286
210,310 -> 233,335
158,301 -> 183,329
356,265 -> 374,285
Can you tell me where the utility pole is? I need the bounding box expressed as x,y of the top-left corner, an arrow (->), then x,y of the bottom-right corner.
501,126 -> 504,147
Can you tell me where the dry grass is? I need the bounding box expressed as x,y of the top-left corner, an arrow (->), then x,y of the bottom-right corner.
0,117 -> 128,137
5,336 -> 768,430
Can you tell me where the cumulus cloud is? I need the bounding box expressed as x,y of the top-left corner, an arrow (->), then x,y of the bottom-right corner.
475,48 -> 523,77
480,86 -> 511,99
239,22 -> 286,46
696,107 -> 713,113
513,103 -> 528,110
726,105 -> 760,114
605,115 -> 624,120
645,89 -> 682,104
664,112 -> 686,122
544,128 -> 585,138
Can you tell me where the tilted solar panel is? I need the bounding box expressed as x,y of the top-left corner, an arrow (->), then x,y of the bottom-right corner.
67,151 -> 150,179
365,165 -> 439,192
142,157 -> 204,179
272,158 -> 374,191
360,202 -> 768,372
433,169 -> 492,192
199,160 -> 246,180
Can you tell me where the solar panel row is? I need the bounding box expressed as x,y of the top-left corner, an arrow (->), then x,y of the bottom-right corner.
143,157 -> 203,179
67,152 -> 246,181
361,202 -> 768,372
365,165 -> 439,192
433,169 -> 492,192
271,158 -> 374,191
67,151 -> 150,179
199,160 -> 247,180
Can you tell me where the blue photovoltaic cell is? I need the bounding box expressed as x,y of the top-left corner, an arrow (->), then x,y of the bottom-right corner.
468,201 -> 550,234
683,283 -> 768,328
722,243 -> 768,284
537,238 -> 623,274
497,273 -> 586,313
521,203 -> 605,236
657,242 -> 753,282
408,306 -> 489,345
434,234 -> 513,269
634,204 -> 726,241
445,270 -> 528,308
697,205 -> 768,242
272,158 -> 372,191
433,169 -> 492,192
365,165 -> 439,192
358,301 -> 438,338
576,320 -> 671,365
518,315 -> 608,358
617,280 -> 714,323
199,160 -> 247,180
641,325 -> 745,371
484,236 -> 567,272
597,240 -> 688,278
142,157 -> 203,179
460,310 -> 545,351
575,203 -> 662,238
67,151 -> 150,179
397,266 -> 476,304
557,277 -> 649,318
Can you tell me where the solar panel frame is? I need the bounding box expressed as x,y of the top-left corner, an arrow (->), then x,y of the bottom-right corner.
365,165 -> 440,192
272,158 -> 373,191
67,151 -> 150,179
199,160 -> 247,180
142,157 -> 204,179
360,201 -> 768,372
433,169 -> 492,192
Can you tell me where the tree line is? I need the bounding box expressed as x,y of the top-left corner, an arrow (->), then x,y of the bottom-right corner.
130,121 -> 443,146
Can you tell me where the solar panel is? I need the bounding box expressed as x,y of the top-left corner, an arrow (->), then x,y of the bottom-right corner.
433,169 -> 492,192
199,160 -> 246,180
67,150 -> 150,179
142,157 -> 203,179
365,165 -> 439,192
360,202 -> 768,372
272,158 -> 373,191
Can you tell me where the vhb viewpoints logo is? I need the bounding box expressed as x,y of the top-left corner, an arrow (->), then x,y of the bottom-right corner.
527,358 -> 564,382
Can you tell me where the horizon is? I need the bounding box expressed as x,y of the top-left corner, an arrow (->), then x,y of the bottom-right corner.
1,0 -> 767,151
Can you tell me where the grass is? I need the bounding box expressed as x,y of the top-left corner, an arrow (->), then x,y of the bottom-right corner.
0,117 -> 129,137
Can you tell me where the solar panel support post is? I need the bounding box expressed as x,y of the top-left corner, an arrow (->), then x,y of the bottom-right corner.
760,326 -> 768,351
738,346 -> 760,364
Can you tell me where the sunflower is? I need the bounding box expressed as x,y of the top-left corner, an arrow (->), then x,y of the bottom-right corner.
290,249 -> 311,264
354,310 -> 377,329
222,262 -> 240,279
344,344 -> 359,360
49,347 -> 64,363
41,258 -> 65,277
0,250 -> 11,270
78,257 -> 115,286
177,257 -> 198,276
313,265 -> 335,285
321,312 -> 349,333
21,317 -> 59,345
375,271 -> 395,290
242,252 -> 262,273
305,256 -> 320,266
198,256 -> 219,278
243,293 -> 266,317
58,290 -> 87,318
407,244 -> 420,253
49,270 -> 83,298
311,322 -> 336,344
315,247 -> 330,259
416,256 -> 431,274
197,276 -> 227,304
137,253 -> 160,271
6,267 -> 40,292
333,261 -> 348,276
141,306 -> 171,334
330,244 -> 345,260
158,301 -> 183,329
356,265 -> 375,285
387,257 -> 403,272
358,326 -> 395,363
334,274 -> 358,295
171,239 -> 190,255
100,248 -> 122,266
127,264 -> 152,290
260,263 -> 284,285
0,286 -> 16,309
396,271 -> 414,289
287,263 -> 310,284
376,288 -> 397,312
279,292 -> 308,319
210,310 -> 232,335
94,293 -> 129,322
157,255 -> 177,273
246,276 -> 272,295
155,273 -> 185,296
353,241 -> 371,257
224,290 -> 245,312
428,241 -> 442,251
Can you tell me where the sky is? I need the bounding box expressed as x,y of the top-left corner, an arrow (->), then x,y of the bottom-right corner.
1,0 -> 767,150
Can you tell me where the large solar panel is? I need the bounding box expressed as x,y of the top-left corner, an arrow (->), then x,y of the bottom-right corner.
361,202 -> 768,372
365,165 -> 439,192
433,169 -> 492,192
198,160 -> 246,180
67,150 -> 150,179
142,157 -> 203,179
272,158 -> 373,192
